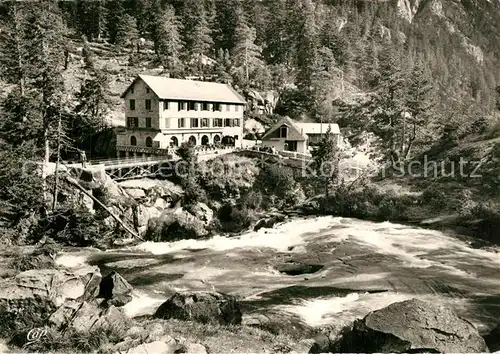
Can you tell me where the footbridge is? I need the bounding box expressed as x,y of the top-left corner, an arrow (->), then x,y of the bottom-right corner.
64,147 -> 363,181
66,148 -> 237,181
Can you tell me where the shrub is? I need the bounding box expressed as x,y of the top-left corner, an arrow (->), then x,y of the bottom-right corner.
421,184 -> 447,209
216,204 -> 257,233
485,112 -> 500,138
254,164 -> 299,208
20,324 -> 126,353
182,175 -> 206,207
30,207 -> 104,247
242,190 -> 263,210
9,238 -> 58,271
457,190 -> 477,217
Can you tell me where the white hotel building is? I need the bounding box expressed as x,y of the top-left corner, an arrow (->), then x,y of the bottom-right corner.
117,75 -> 246,157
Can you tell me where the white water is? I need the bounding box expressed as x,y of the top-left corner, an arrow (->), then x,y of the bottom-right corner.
136,216 -> 500,273
56,216 -> 500,332
279,292 -> 413,327
122,291 -> 166,318
136,216 -> 345,254
56,254 -> 88,268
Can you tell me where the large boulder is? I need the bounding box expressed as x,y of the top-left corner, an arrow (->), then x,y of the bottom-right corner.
119,179 -> 183,207
98,271 -> 133,306
126,188 -> 147,200
484,324 -> 500,352
49,298 -> 130,333
331,299 -> 488,353
154,291 -> 242,325
188,202 -> 214,226
0,266 -> 101,333
70,166 -> 107,190
146,208 -> 209,242
253,213 -> 286,231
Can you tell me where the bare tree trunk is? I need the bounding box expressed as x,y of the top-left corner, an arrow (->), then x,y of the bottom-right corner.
401,112 -> 406,159
66,176 -> 142,240
403,123 -> 417,160
245,45 -> 249,82
13,4 -> 25,97
52,112 -> 62,211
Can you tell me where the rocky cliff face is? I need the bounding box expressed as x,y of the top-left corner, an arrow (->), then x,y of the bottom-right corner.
396,0 -> 422,22
393,0 -> 500,63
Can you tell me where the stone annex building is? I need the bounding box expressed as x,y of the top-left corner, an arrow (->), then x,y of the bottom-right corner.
117,75 -> 246,157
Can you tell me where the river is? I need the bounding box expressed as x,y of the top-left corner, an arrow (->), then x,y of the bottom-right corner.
56,216 -> 500,335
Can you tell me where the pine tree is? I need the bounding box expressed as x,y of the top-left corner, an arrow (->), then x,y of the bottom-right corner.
182,0 -> 213,74
295,0 -> 320,93
21,3 -> 66,160
0,3 -> 67,208
0,92 -> 41,146
232,19 -> 264,87
75,0 -> 107,41
135,0 -> 159,36
213,0 -> 242,52
262,0 -> 289,64
82,36 -> 95,70
404,59 -> 435,158
496,86 -> 500,112
310,47 -> 337,121
311,126 -> 343,197
320,10 -> 349,68
212,48 -> 232,83
0,4 -> 26,95
116,14 -> 139,49
106,0 -> 126,44
152,5 -> 184,75
367,49 -> 407,165
74,69 -> 110,135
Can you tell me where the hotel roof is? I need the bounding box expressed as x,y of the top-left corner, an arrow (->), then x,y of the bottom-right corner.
121,74 -> 247,104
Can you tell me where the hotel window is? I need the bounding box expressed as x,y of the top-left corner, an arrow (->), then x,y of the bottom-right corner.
201,118 -> 209,127
224,118 -> 232,127
178,118 -> 185,128
190,118 -> 199,128
145,99 -> 152,110
127,117 -> 138,128
212,118 -> 221,127
233,119 -> 240,127
213,103 -> 222,112
226,104 -> 231,112
129,99 -> 135,110
146,137 -> 153,147
280,126 -> 288,138
179,101 -> 186,111
164,101 -> 169,110
188,102 -> 197,111
145,117 -> 152,128
130,136 -> 137,146
202,102 -> 209,111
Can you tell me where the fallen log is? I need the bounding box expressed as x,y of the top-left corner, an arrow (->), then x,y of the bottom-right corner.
65,176 -> 142,240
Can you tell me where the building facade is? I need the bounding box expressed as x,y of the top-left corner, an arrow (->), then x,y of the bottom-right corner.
117,75 -> 246,158
261,117 -> 340,155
